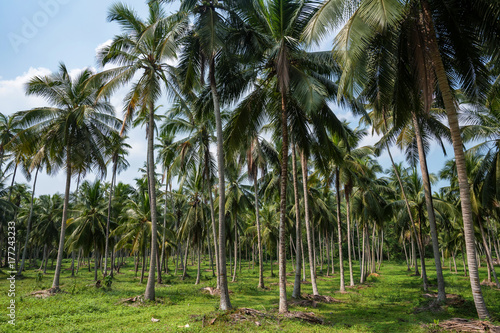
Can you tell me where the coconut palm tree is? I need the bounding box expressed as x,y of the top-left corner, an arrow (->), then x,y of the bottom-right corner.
306,0 -> 500,318
103,133 -> 130,277
15,63 -> 119,292
67,180 -> 108,281
97,2 -> 184,300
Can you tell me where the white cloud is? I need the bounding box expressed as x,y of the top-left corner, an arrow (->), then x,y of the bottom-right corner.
0,66 -> 152,195
0,67 -> 52,115
95,39 -> 113,56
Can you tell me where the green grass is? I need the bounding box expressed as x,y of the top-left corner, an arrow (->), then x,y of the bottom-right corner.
0,257 -> 498,332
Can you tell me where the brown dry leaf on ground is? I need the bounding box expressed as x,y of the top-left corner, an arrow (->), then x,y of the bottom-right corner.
435,318 -> 500,332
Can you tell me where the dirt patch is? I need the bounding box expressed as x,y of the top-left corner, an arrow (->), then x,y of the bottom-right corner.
200,287 -> 234,296
480,280 -> 500,288
283,311 -> 324,324
291,294 -> 342,308
423,293 -> 466,307
368,273 -> 380,278
415,293 -> 468,313
118,295 -> 144,306
433,318 -> 500,332
206,308 -> 325,327
30,289 -> 63,299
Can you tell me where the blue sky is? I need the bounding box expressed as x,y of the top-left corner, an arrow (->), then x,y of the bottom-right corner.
0,0 -> 451,196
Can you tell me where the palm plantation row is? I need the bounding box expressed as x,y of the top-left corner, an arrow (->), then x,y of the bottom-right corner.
0,0 -> 499,321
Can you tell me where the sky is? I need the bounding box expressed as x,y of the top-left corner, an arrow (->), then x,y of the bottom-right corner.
0,0 -> 452,196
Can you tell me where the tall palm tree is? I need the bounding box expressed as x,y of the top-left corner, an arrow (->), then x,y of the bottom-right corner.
306,0 -> 500,318
97,2 -> 184,300
67,180 -> 108,281
16,63 -> 119,292
103,133 -> 130,277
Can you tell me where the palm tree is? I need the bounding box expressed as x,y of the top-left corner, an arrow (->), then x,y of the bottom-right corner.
67,180 -> 108,281
97,2 -> 183,300
103,133 -> 130,277
306,0 -> 500,318
17,143 -> 55,276
16,63 -> 119,292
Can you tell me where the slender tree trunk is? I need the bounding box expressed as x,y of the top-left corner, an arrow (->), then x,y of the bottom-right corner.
360,225 -> 366,283
210,57 -> 231,310
403,236 -> 410,271
291,143 -> 302,298
18,166 -> 39,276
301,241 -> 306,281
331,233 -> 335,275
195,238 -> 201,285
421,0 -> 489,318
232,226 -> 238,282
253,181 -> 264,288
371,227 -> 376,274
416,216 -> 428,291
335,168 -> 345,291
104,159 -> 117,278
182,242 -> 189,280
411,227 -> 419,275
51,147 -> 72,291
159,179 -> 169,281
412,112 -> 446,301
145,101 -> 159,301
141,249 -> 146,284
278,91 -> 288,313
208,185 -> 219,288
479,219 -> 500,288
301,150 -> 319,295
94,245 -> 98,282
345,186 -> 354,286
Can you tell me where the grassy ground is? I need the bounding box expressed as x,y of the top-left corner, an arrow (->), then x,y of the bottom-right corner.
0,256 -> 498,332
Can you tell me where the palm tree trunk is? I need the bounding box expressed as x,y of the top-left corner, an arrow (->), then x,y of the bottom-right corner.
278,91 -> 288,313
325,231 -> 330,277
195,238 -> 201,285
160,178 -> 169,280
412,112 -> 446,301
254,180 -> 264,289
421,0 -> 489,318
291,143 -> 302,298
417,215 -> 428,291
51,146 -> 71,291
300,150 -> 319,295
182,242 -> 189,280
335,168 -> 345,292
479,219 -> 500,288
94,245 -> 98,282
403,236 -> 410,271
208,184 -> 220,289
18,166 -> 39,276
104,160 -> 117,277
145,101 -> 158,301
232,226 -> 238,282
360,225 -> 366,283
345,186 -> 354,286
210,57 -> 231,310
